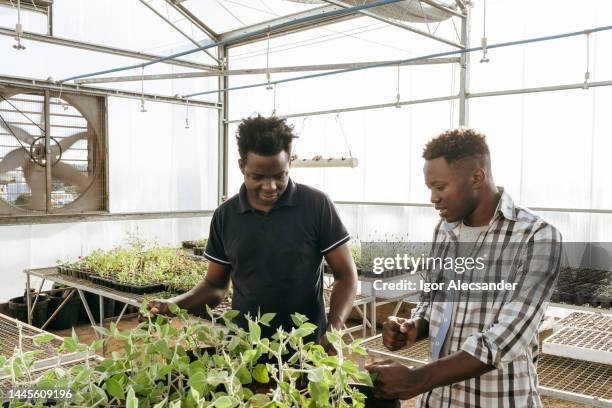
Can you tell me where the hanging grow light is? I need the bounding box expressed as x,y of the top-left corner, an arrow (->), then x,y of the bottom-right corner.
291,155 -> 358,168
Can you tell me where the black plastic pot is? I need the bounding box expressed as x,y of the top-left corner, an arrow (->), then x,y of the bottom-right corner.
47,292 -> 81,330
351,384 -> 401,408
79,292 -> 116,321
9,295 -> 50,328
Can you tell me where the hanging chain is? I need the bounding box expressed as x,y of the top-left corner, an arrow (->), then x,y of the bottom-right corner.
140,66 -> 147,113
13,0 -> 26,50
335,113 -> 353,159
272,84 -> 277,116
583,31 -> 591,90
185,99 -> 190,129
57,83 -> 68,111
480,0 -> 490,63
395,62 -> 401,108
266,26 -> 273,90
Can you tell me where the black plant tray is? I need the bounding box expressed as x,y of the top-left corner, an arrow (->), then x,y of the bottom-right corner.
90,275 -> 167,294
193,247 -> 206,256
57,265 -> 94,280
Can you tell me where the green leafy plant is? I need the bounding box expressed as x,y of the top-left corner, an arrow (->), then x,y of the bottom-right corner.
1,305 -> 374,407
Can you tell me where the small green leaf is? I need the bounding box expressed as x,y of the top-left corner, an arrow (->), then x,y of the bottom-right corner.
167,302 -> 180,315
63,337 -> 77,352
242,349 -> 257,363
248,319 -> 261,343
252,363 -> 269,383
307,367 -> 326,383
213,396 -> 239,408
32,333 -> 55,346
259,313 -> 276,326
126,387 -> 138,408
290,313 -> 308,328
105,377 -> 125,400
94,326 -> 110,337
236,366 -> 252,384
222,309 -> 239,321
354,371 -> 374,387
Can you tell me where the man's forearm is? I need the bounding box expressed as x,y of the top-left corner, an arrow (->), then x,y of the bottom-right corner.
327,276 -> 358,329
170,279 -> 226,316
416,350 -> 494,393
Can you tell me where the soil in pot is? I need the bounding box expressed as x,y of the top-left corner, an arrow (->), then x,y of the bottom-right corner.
9,295 -> 50,328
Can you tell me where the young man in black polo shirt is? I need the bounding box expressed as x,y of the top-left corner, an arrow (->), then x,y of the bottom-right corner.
149,115 -> 358,347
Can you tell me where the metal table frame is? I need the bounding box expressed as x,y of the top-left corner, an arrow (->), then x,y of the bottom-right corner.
24,267 -> 155,338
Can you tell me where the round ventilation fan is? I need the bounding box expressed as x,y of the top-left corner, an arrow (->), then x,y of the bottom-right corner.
0,89 -> 104,213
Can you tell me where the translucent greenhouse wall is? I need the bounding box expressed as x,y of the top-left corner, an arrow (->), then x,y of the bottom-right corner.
227,0 -> 612,244
0,1 -> 219,300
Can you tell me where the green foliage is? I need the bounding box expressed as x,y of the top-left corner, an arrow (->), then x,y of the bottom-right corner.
1,304 -> 373,407
56,236 -> 208,293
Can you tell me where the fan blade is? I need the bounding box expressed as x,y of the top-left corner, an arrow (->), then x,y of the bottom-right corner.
53,162 -> 90,191
0,119 -> 35,144
23,161 -> 46,211
52,131 -> 88,156
0,148 -> 28,174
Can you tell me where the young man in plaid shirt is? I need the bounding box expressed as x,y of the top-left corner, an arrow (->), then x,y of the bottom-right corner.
367,129 -> 562,407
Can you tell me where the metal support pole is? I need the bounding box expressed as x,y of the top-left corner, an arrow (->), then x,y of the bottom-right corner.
0,28 -> 217,72
44,90 -> 52,212
218,46 -> 229,204
74,58 -> 459,85
458,6 -> 470,126
25,271 -> 31,325
138,0 -> 219,64
77,289 -> 101,339
165,0 -> 219,41
99,295 -> 104,326
41,289 -> 76,330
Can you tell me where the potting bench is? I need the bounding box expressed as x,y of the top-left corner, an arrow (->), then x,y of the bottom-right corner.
22,267 -> 231,339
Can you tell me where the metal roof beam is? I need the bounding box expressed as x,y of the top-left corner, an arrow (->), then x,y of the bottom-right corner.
420,0 -> 464,18
321,0 -> 463,48
0,75 -> 221,109
218,4 -> 359,46
138,0 -> 219,64
0,27 -> 217,71
74,57 -> 459,84
165,0 -> 219,41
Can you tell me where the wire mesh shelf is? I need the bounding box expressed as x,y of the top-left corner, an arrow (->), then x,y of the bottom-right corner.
554,311 -> 612,332
361,334 -> 429,366
543,326 -> 612,365
538,354 -> 612,406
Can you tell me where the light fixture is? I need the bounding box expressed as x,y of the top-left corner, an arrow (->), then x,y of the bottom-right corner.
291,155 -> 358,168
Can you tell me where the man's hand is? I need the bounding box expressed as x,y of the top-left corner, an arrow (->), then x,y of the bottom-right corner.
146,299 -> 173,317
317,333 -> 337,356
382,316 -> 418,351
366,359 -> 425,400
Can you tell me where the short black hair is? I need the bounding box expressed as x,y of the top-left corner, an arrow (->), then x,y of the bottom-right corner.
236,115 -> 294,161
423,128 -> 490,165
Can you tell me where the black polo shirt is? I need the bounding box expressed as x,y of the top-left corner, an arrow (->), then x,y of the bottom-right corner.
203,179 -> 350,340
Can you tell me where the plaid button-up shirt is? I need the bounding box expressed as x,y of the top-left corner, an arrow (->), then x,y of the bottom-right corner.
412,188 -> 563,407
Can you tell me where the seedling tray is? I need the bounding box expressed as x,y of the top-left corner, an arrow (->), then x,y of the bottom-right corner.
90,275 -> 167,294
543,326 -> 612,365
538,354 -> 612,407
